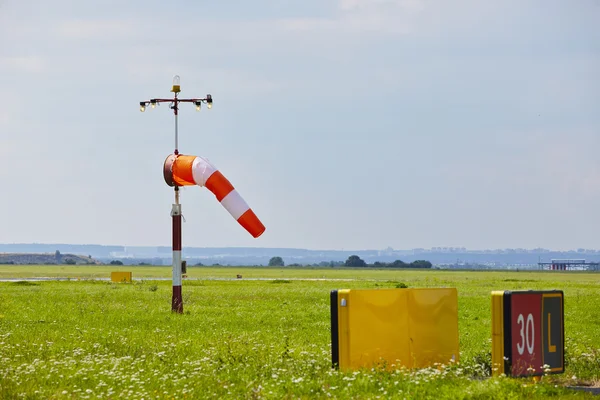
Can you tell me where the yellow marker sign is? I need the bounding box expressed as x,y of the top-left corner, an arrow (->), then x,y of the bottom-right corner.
491,291 -> 506,375
110,271 -> 132,283
330,288 -> 459,371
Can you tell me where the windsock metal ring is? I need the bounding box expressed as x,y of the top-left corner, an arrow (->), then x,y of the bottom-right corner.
163,154 -> 266,238
163,154 -> 177,187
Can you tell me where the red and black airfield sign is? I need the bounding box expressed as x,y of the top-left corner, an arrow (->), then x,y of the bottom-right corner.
491,290 -> 564,377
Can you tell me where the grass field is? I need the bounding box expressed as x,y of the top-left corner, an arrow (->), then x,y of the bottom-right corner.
1,266 -> 599,399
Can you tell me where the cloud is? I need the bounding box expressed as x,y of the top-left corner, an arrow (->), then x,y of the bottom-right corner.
0,56 -> 46,73
0,110 -> 8,125
440,126 -> 600,199
277,0 -> 424,35
536,131 -> 600,196
276,0 -> 532,38
55,19 -> 139,40
338,0 -> 424,13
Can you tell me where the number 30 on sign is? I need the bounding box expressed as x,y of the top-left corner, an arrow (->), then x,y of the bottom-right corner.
491,290 -> 564,377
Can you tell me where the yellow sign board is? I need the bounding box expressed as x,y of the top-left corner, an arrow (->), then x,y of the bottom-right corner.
330,288 -> 459,371
110,271 -> 132,283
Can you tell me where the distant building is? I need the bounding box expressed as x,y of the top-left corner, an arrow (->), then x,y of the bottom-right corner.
538,259 -> 599,271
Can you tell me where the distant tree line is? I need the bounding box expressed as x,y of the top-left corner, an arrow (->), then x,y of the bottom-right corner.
267,255 -> 432,269
344,255 -> 432,268
372,259 -> 432,269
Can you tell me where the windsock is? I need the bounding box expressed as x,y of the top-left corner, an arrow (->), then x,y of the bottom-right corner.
163,154 -> 266,238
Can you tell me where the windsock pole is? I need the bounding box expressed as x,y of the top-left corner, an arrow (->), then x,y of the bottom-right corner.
172,89 -> 183,313
139,75 -> 215,313
172,188 -> 183,313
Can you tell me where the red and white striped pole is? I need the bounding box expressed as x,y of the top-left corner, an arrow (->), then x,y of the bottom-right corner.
171,189 -> 183,313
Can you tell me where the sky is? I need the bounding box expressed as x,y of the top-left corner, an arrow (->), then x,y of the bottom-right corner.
0,0 -> 598,251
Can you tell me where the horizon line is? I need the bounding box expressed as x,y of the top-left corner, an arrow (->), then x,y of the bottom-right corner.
0,242 -> 598,253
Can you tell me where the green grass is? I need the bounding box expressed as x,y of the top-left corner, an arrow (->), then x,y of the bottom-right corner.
0,267 -> 598,399
2,264 -> 599,281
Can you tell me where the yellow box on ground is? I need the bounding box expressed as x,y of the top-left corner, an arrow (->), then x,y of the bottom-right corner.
110,271 -> 132,283
330,288 -> 459,371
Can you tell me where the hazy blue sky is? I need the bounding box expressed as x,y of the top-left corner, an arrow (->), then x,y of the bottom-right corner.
0,0 -> 598,250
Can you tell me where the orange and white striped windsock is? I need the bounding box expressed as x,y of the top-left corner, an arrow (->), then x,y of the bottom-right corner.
163,154 -> 266,238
